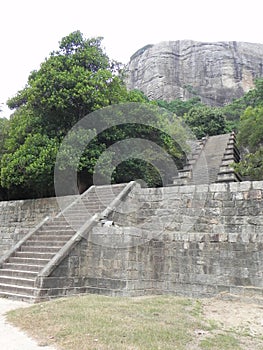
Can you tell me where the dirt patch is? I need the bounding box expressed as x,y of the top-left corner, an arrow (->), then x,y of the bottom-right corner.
190,294 -> 263,350
202,295 -> 263,337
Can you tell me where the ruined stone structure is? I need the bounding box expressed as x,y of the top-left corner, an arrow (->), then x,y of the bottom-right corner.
0,134 -> 262,303
126,40 -> 263,105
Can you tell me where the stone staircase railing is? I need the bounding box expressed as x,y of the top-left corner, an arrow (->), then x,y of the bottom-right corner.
217,132 -> 242,182
0,181 -> 137,302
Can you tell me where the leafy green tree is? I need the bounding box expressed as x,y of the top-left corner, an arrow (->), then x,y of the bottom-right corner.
2,32 -> 173,198
237,106 -> 263,152
242,78 -> 263,108
1,134 -> 59,199
7,31 -> 131,137
0,117 -> 9,155
222,78 -> 263,127
0,117 -> 9,200
157,97 -> 202,117
55,104 -> 189,191
183,105 -> 227,138
234,106 -> 263,180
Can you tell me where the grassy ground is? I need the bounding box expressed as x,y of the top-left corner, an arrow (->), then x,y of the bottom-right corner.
6,295 -> 263,350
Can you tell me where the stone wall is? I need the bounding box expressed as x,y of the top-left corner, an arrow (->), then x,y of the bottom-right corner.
0,197 -> 65,256
37,181 -> 263,300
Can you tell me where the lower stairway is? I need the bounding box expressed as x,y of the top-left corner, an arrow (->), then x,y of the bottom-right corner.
0,182 -> 135,302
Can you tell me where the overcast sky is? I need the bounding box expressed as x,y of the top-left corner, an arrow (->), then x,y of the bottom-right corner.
0,0 -> 262,118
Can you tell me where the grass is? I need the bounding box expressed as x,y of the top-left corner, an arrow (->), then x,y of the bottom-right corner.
200,334 -> 242,350
5,295 -> 262,350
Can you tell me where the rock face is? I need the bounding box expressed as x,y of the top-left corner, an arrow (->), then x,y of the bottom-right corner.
126,40 -> 263,105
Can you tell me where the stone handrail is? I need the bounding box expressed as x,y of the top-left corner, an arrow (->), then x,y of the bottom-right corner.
36,213 -> 99,283
35,181 -> 139,286
100,180 -> 138,219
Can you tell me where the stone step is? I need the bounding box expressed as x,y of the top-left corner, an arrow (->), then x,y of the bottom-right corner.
52,216 -> 68,222
28,235 -> 72,242
64,207 -> 93,212
20,246 -> 60,253
23,240 -> 65,247
8,257 -> 50,265
0,290 -> 36,302
84,194 -> 114,199
36,229 -> 75,235
79,206 -> 104,211
0,269 -> 38,278
55,219 -> 88,226
53,216 -> 91,222
15,251 -> 55,259
0,276 -> 35,287
0,283 -> 36,296
40,226 -> 74,232
2,263 -> 43,272
64,208 -> 97,214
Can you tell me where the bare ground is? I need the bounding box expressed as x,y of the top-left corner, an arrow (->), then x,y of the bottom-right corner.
189,294 -> 263,350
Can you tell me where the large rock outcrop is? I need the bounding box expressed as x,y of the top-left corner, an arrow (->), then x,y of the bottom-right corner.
126,40 -> 263,106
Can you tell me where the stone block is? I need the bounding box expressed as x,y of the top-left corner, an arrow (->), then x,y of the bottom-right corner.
252,181 -> 263,190
209,183 -> 228,192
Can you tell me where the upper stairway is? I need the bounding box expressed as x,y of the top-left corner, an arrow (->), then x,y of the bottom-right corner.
0,182 -> 132,302
173,132 -> 242,185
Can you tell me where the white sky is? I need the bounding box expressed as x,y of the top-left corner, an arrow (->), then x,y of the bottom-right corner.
0,0 -> 262,118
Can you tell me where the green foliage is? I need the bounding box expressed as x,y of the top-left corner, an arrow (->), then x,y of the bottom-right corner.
237,106 -> 263,152
7,31 -> 129,137
0,117 -> 9,200
2,32 -> 183,198
1,134 -> 59,198
222,78 -> 263,124
234,106 -> 263,180
2,31 -> 150,199
157,97 -> 202,116
56,104 -> 188,189
0,117 -> 9,157
242,78 -> 263,108
183,105 -> 227,138
234,148 -> 263,180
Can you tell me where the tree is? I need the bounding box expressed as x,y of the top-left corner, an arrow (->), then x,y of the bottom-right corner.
183,105 -> 227,139
0,117 -> 9,155
0,117 -> 9,200
7,31 -> 130,137
157,97 -> 202,117
54,103 -> 190,192
1,32 -> 172,198
242,78 -> 263,108
234,106 -> 263,180
237,106 -> 263,152
1,133 -> 59,199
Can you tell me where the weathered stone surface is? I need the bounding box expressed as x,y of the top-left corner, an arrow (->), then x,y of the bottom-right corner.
126,40 -> 263,105
0,196 -> 73,256
1,182 -> 263,301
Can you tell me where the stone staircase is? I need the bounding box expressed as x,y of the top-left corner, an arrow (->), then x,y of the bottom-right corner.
0,183 -> 129,302
173,132 -> 241,185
